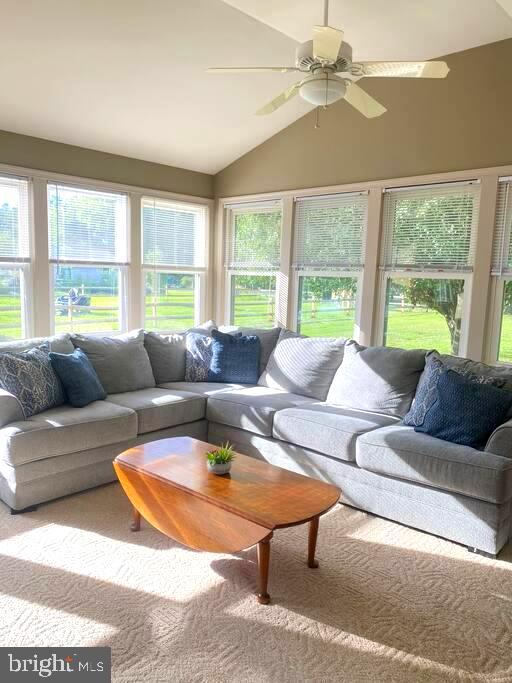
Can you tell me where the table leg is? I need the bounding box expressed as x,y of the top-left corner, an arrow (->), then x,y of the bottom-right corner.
308,516 -> 319,568
130,507 -> 141,532
257,536 -> 271,604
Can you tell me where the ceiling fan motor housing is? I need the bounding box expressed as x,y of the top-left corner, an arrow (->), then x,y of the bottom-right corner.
295,39 -> 353,72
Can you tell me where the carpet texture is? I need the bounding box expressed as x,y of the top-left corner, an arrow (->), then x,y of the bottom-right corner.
0,483 -> 511,682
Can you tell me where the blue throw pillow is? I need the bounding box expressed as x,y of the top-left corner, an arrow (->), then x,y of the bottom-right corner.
415,369 -> 512,448
208,330 -> 261,384
404,351 -> 507,427
0,345 -> 65,418
49,348 -> 106,407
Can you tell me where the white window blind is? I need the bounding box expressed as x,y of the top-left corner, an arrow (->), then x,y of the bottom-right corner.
48,183 -> 128,264
0,174 -> 30,262
293,192 -> 367,271
491,178 -> 512,275
225,201 -> 282,271
381,181 -> 480,272
142,197 -> 206,268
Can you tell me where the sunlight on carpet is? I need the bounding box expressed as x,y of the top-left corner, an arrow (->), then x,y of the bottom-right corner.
0,482 -> 511,683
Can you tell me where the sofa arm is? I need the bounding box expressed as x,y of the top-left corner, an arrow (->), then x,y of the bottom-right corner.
0,389 -> 24,428
486,418 -> 512,459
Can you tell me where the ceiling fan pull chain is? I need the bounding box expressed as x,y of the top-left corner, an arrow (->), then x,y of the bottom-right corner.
315,106 -> 321,129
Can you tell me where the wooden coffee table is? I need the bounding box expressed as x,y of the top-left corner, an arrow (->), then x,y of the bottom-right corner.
114,437 -> 340,604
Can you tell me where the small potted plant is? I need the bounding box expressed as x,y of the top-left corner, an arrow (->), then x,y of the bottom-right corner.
206,442 -> 235,475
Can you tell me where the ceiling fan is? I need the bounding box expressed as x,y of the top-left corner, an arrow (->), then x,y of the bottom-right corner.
207,0 -> 449,119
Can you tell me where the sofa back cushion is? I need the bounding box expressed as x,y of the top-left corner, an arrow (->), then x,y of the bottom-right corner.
258,329 -> 346,400
219,326 -> 280,374
49,348 -> 107,407
0,333 -> 74,355
144,332 -> 186,384
0,346 -> 65,418
439,352 -> 512,390
71,329 -> 155,394
208,330 -> 260,384
327,341 -> 425,417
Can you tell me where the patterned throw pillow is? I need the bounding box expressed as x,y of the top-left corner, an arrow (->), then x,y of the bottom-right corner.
184,332 -> 215,382
208,330 -> 261,384
0,346 -> 65,418
404,351 -> 507,427
415,369 -> 512,448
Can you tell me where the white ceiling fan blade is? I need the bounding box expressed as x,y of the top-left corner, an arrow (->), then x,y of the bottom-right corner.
352,61 -> 449,79
256,83 -> 300,116
344,83 -> 386,119
207,67 -> 299,74
497,1 -> 512,18
313,25 -> 344,62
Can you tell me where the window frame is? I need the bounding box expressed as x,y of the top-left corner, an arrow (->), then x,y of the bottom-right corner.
292,269 -> 363,337
0,261 -> 32,340
140,196 -> 208,333
224,201 -> 283,328
0,173 -> 33,340
488,275 -> 512,364
47,181 -> 130,336
376,270 -> 472,356
487,178 -> 512,364
141,268 -> 205,333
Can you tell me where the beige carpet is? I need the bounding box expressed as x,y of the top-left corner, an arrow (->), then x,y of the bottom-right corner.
1,484 -> 512,682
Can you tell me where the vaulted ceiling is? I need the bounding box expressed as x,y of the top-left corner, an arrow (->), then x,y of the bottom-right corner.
0,0 -> 511,174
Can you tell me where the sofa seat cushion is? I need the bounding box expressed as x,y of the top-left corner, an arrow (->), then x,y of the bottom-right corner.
158,381 -> 250,397
206,386 -> 314,437
273,404 -> 399,462
106,388 -> 205,434
0,402 -> 137,467
356,425 -> 512,504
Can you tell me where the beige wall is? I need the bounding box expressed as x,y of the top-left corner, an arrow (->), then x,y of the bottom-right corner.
0,130 -> 214,198
214,39 -> 512,198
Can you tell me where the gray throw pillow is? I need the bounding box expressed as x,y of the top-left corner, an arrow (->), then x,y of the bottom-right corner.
71,329 -> 155,394
220,326 -> 280,374
258,329 -> 346,400
326,341 -> 425,417
0,345 -> 65,418
144,332 -> 186,384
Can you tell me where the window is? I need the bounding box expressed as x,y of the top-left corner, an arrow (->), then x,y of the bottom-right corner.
48,183 -> 128,334
225,201 -> 281,328
491,178 -> 512,363
142,197 -> 206,332
293,192 -> 367,337
0,175 -> 30,340
380,181 -> 480,355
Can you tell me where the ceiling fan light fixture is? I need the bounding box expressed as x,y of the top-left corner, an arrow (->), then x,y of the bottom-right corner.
299,73 -> 346,106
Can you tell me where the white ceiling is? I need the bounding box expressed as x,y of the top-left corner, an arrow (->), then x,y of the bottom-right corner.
0,0 -> 511,175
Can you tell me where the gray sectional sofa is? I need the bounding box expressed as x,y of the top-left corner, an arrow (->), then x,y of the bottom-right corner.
1,329 -> 511,558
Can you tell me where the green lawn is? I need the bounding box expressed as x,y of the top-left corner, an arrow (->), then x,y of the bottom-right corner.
1,289 -> 512,363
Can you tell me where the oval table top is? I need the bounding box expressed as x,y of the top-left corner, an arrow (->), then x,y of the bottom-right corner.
115,436 -> 341,531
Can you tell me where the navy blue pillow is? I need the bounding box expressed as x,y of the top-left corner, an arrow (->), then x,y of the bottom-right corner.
208,330 -> 261,384
49,348 -> 107,407
415,369 -> 512,448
